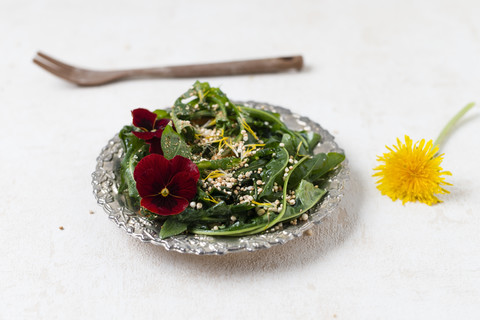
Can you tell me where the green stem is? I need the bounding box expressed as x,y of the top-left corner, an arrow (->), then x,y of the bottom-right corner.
433,102 -> 475,148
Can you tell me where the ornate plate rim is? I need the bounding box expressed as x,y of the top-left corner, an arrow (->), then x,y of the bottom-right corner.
91,101 -> 349,255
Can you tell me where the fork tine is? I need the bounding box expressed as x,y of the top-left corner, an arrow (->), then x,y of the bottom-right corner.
36,51 -> 75,70
33,57 -> 76,84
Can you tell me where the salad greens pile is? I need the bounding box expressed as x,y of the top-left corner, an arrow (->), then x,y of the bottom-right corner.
118,81 -> 345,238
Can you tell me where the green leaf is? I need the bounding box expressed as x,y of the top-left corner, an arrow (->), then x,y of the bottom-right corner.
196,157 -> 241,171
240,106 -> 309,153
288,152 -> 345,189
118,127 -> 148,197
191,214 -> 271,236
234,158 -> 268,175
240,106 -> 290,133
153,109 -> 170,119
176,201 -> 255,223
161,125 -> 193,160
171,100 -> 196,142
172,81 -> 241,133
258,147 -> 289,199
301,131 -> 322,151
160,219 -> 188,239
280,180 -> 327,222
280,133 -> 296,155
240,155 -> 310,235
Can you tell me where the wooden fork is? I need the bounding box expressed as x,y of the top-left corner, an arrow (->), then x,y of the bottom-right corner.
33,52 -> 303,86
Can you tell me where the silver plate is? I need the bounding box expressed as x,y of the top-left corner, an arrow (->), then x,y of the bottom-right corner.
92,101 -> 349,255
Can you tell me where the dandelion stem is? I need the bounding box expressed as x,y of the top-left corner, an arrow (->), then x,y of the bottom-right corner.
433,102 -> 475,149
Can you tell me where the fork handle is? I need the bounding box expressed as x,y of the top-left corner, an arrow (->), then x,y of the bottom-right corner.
127,56 -> 303,78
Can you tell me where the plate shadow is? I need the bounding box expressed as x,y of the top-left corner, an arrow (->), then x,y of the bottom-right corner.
138,166 -> 364,275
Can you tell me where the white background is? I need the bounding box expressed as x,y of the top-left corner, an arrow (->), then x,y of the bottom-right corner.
1,0 -> 480,319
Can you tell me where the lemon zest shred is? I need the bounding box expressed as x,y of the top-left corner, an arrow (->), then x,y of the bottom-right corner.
203,170 -> 225,181
241,118 -> 258,140
203,193 -> 220,204
296,141 -> 303,155
242,143 -> 265,158
245,143 -> 265,148
205,119 -> 216,127
223,139 -> 233,149
251,200 -> 273,206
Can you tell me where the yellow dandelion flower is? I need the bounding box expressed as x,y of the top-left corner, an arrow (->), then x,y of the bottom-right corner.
373,135 -> 452,205
373,102 -> 475,206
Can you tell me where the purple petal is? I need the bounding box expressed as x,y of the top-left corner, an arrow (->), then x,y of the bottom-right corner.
169,156 -> 200,182
168,172 -> 198,200
133,131 -> 156,141
132,108 -> 157,131
147,137 -> 164,155
133,154 -> 171,197
141,195 -> 189,216
154,118 -> 171,131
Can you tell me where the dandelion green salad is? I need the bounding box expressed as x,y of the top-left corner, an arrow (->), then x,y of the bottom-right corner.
117,82 -> 345,239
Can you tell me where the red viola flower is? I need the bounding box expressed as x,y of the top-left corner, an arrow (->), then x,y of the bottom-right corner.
133,154 -> 200,216
131,108 -> 171,154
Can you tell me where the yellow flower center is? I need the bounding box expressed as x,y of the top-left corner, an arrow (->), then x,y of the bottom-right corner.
160,187 -> 169,197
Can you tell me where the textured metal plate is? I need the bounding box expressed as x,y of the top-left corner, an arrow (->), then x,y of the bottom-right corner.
92,101 -> 349,255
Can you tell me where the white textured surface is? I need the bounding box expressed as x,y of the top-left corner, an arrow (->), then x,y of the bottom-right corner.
1,0 -> 480,319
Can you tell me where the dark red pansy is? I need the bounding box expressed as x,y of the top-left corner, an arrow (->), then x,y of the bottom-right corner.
133,154 -> 200,216
131,108 -> 171,154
